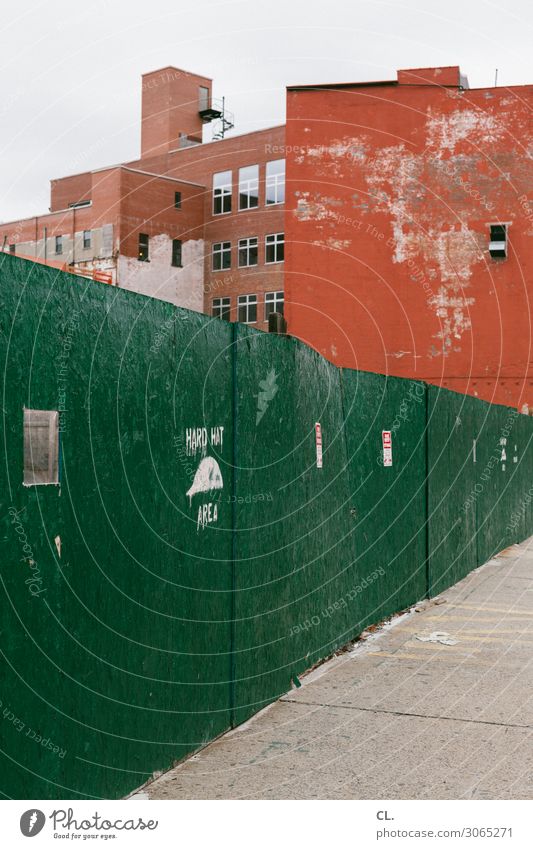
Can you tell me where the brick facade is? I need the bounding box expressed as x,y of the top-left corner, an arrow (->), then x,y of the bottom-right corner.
284,66 -> 533,408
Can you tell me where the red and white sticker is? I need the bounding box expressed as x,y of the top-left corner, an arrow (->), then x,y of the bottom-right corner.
315,422 -> 323,469
382,430 -> 392,467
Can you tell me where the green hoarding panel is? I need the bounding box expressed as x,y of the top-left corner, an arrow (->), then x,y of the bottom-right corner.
475,401 -> 521,564
232,326 -> 356,726
427,386 -> 479,596
3,253 -> 533,800
0,255 -> 234,799
341,370 -> 428,625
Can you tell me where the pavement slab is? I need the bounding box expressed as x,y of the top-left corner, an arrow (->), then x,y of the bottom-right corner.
139,540 -> 533,800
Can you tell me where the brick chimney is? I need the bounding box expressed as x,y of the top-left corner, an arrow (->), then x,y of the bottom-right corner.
140,66 -> 213,158
397,66 -> 468,88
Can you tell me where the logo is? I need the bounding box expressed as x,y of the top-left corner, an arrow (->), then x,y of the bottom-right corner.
256,368 -> 278,425
20,809 -> 45,837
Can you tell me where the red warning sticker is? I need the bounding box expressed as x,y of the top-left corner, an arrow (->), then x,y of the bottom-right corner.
315,422 -> 323,469
382,430 -> 392,467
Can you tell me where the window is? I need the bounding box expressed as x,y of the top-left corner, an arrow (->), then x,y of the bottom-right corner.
9,244 -> 15,253
489,223 -> 507,259
23,409 -> 59,486
238,164 -> 259,210
212,241 -> 231,271
171,239 -> 183,267
265,232 -> 285,264
238,237 -> 258,268
266,159 -> 285,205
174,191 -> 182,209
213,170 -> 232,215
138,233 -> 149,262
212,297 -> 231,321
265,291 -> 284,320
55,235 -> 63,255
238,294 -> 257,324
199,86 -> 210,111
83,230 -> 91,249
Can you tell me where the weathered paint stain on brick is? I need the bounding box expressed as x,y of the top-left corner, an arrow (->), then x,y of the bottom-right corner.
285,69 -> 533,407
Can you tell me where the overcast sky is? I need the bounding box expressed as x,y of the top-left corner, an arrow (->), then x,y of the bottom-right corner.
0,0 -> 531,222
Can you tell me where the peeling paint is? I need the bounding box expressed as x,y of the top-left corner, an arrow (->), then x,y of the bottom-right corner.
295,196 -> 331,221
118,235 -> 204,311
326,238 -> 352,250
426,108 -> 506,153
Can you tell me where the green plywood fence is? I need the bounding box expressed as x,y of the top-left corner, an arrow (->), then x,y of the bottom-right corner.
341,370 -> 428,628
1,254 -> 533,799
232,326 -> 356,726
0,256 -> 235,799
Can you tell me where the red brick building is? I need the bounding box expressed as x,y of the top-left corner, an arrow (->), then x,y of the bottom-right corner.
2,63 -> 532,408
1,66 -> 286,328
285,66 -> 533,408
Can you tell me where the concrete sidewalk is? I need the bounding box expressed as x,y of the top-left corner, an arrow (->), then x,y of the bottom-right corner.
142,541 -> 533,800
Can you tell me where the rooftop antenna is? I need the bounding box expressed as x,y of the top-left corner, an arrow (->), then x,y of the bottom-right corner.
494,68 -> 498,87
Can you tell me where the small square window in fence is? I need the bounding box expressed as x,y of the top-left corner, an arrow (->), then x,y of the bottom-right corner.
23,409 -> 59,486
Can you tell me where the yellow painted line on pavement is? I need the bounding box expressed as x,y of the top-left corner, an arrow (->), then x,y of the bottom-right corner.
367,650 -> 497,668
452,604 -> 533,616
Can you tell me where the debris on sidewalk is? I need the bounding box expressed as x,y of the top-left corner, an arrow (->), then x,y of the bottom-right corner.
415,631 -> 458,646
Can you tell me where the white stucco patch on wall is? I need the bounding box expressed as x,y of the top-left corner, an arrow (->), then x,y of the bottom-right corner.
295,194 -> 332,221
426,108 -> 506,153
304,137 -> 369,176
365,145 -> 423,263
364,142 -> 484,354
118,235 -> 205,312
401,226 -> 485,284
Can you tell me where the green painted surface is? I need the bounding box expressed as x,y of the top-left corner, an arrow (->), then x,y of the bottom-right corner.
232,326 -> 356,725
427,387 -> 479,595
1,255 -> 533,799
0,256 -> 234,799
341,370 -> 428,627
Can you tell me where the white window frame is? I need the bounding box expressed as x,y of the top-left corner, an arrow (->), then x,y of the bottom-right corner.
238,164 -> 259,211
55,235 -> 63,255
213,170 -> 232,215
264,291 -> 284,320
238,236 -> 258,268
266,159 -> 285,205
238,294 -> 257,324
265,232 -> 284,264
83,230 -> 91,249
212,297 -> 231,321
212,241 -> 231,272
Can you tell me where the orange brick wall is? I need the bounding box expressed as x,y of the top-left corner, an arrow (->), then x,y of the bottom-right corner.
285,71 -> 533,408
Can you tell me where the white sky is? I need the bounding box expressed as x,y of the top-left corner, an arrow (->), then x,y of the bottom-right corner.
0,0 -> 531,222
